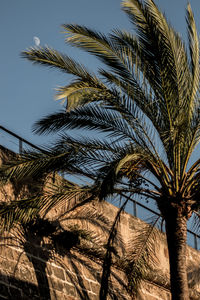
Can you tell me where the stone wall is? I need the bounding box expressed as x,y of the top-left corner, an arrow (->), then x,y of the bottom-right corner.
0,204 -> 168,300
0,146 -> 200,300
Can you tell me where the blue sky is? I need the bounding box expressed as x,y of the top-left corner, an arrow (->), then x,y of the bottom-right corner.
1,0 -> 200,150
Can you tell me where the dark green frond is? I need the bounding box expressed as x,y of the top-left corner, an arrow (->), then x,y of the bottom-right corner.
0,150 -> 68,182
34,104 -> 135,142
33,111 -> 70,135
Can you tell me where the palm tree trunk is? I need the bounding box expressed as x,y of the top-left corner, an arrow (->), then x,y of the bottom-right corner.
165,209 -> 189,300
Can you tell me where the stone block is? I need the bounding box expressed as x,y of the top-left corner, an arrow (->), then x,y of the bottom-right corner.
63,296 -> 77,300
87,292 -> 98,300
82,264 -> 101,282
0,283 -> 9,298
16,253 -> 31,266
52,266 -> 65,281
0,272 -> 8,284
63,269 -> 74,284
64,283 -> 77,297
89,281 -> 100,294
22,285 -> 40,298
77,276 -> 91,292
11,248 -> 23,262
0,247 -> 14,261
9,286 -> 22,299
16,265 -> 34,283
49,277 -> 64,292
1,259 -> 16,274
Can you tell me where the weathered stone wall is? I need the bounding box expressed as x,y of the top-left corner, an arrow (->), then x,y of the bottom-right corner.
0,146 -> 200,300
0,242 -> 129,300
1,201 -> 200,300
0,205 -> 168,300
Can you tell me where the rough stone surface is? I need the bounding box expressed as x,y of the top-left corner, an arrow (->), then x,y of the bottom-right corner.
0,146 -> 200,300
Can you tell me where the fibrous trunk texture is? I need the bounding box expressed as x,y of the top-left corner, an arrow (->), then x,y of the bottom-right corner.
165,207 -> 189,300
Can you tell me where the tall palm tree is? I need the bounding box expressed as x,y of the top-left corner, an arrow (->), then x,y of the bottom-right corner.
1,0 -> 200,299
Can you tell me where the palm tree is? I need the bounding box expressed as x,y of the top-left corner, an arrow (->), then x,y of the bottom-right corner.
1,0 -> 200,298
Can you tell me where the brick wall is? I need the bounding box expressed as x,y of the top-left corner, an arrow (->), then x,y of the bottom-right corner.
0,146 -> 200,300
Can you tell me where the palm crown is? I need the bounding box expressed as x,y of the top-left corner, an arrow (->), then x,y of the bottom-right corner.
1,0 -> 200,299
19,1 -> 200,210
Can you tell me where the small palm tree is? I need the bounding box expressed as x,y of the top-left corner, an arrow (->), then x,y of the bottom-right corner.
1,0 -> 200,299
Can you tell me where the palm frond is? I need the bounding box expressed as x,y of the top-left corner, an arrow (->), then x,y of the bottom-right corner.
0,197 -> 43,233
55,80 -> 109,110
122,0 -> 191,132
186,3 -> 200,116
22,47 -> 93,78
0,179 -> 96,233
53,133 -> 126,154
123,214 -> 161,295
34,104 -> 136,143
63,24 -> 134,79
0,148 -> 78,183
110,28 -> 162,95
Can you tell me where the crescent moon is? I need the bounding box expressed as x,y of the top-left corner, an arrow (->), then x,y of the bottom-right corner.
33,36 -> 40,46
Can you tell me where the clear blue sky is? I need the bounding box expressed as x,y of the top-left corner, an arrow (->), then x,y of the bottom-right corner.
1,0 -> 200,150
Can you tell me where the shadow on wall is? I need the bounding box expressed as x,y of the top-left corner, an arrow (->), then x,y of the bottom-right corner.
0,215 -> 129,300
0,245 -> 128,300
0,272 -> 39,300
